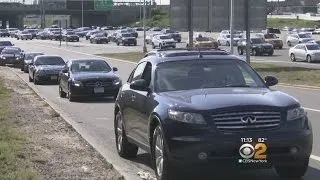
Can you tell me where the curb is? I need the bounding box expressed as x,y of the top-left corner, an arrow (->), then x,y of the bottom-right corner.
9,68 -> 139,180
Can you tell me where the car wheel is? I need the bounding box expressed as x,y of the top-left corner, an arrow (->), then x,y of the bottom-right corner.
287,41 -> 291,46
226,41 -> 230,46
268,50 -> 274,56
59,85 -> 67,98
238,47 -> 243,55
20,66 -> 24,71
307,55 -> 312,63
28,75 -> 33,82
274,159 -> 309,178
34,76 -> 39,85
152,125 -> 175,180
67,84 -> 75,102
115,111 -> 138,158
290,53 -> 296,62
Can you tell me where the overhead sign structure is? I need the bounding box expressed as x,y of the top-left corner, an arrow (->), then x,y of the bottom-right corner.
94,0 -> 114,10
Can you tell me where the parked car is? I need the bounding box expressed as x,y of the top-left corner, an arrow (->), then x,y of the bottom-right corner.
312,28 -> 320,34
289,43 -> 320,63
186,35 -> 218,48
90,33 -> 109,44
149,27 -> 162,31
286,33 -> 314,46
115,33 -> 137,46
0,29 -> 10,37
161,29 -> 182,43
146,32 -> 162,44
36,31 -> 50,40
238,37 -> 274,56
49,31 -> 62,40
86,30 -> 104,40
0,41 -> 14,52
26,29 -> 38,38
20,52 -> 44,73
217,34 -> 242,46
62,31 -> 80,42
126,28 -> 138,38
282,26 -> 293,31
262,27 -> 281,34
9,29 -> 19,38
58,59 -> 121,101
308,40 -> 320,45
114,48 -> 312,180
108,32 -> 118,42
0,48 -> 23,67
74,30 -> 85,37
262,33 -> 283,49
28,55 -> 65,85
151,34 -> 176,49
16,31 -> 33,40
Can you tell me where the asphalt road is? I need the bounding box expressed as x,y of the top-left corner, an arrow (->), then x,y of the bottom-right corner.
4,38 -> 320,180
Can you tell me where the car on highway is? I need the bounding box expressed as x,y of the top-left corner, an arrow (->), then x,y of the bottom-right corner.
217,33 -> 241,46
146,32 -> 163,44
28,55 -> 65,85
16,30 -> 33,40
161,29 -> 182,43
286,33 -> 315,46
126,28 -> 138,38
90,33 -> 109,44
0,41 -> 14,52
261,33 -> 283,49
58,59 -> 121,101
238,37 -> 274,56
0,48 -> 24,67
21,52 -> 44,73
186,35 -> 218,48
115,33 -> 137,46
151,34 -> 176,49
114,48 -> 313,180
289,43 -> 320,63
62,31 -> 80,42
49,31 -> 62,40
0,29 -> 10,37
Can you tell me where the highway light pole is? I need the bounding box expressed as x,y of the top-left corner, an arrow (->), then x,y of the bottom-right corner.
81,0 -> 84,27
187,0 -> 193,48
140,0 -> 142,23
245,0 -> 251,64
143,0 -> 147,53
230,0 -> 234,54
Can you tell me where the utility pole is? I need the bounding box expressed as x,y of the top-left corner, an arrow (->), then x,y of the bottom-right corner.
245,0 -> 250,64
230,0 -> 234,54
208,0 -> 213,32
81,0 -> 84,27
140,0 -> 142,24
187,0 -> 193,48
143,0 -> 147,53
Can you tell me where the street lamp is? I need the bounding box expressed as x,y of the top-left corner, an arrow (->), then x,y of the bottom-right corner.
81,0 -> 84,27
143,0 -> 147,53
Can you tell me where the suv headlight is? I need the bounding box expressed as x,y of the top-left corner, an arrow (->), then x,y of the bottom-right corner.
36,69 -> 46,74
1,56 -> 6,59
72,80 -> 83,87
168,110 -> 206,124
113,79 -> 121,86
287,107 -> 305,121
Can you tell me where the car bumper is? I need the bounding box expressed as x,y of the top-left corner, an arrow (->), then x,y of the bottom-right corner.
164,122 -> 312,167
122,40 -> 136,44
0,58 -> 20,65
256,48 -> 273,54
35,74 -> 59,82
70,85 -> 119,97
95,39 -> 108,43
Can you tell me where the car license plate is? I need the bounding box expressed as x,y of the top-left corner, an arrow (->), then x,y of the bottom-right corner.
51,76 -> 58,80
94,87 -> 104,94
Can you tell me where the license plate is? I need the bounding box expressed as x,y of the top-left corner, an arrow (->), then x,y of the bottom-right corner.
51,76 -> 58,80
94,87 -> 104,94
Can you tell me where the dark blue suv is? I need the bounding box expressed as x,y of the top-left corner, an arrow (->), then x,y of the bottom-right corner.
114,49 -> 313,180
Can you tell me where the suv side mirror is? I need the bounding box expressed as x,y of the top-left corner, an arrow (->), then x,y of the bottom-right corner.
265,76 -> 278,87
113,67 -> 118,72
130,79 -> 150,92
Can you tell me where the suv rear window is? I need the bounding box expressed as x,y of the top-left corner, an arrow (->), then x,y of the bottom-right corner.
268,28 -> 281,34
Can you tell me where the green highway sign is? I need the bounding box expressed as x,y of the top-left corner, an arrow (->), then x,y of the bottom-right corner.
94,0 -> 114,10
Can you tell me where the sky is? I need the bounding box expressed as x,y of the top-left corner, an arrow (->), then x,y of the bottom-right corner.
0,0 -> 285,5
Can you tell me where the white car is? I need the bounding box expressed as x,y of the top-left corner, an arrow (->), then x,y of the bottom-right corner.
146,32 -> 162,44
151,35 -> 176,49
217,34 -> 241,46
286,33 -> 314,46
289,43 -> 320,63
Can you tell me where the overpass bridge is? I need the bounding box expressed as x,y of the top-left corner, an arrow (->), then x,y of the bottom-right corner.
0,1 -> 152,28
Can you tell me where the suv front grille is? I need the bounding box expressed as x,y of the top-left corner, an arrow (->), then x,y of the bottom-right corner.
212,111 -> 281,131
85,81 -> 113,87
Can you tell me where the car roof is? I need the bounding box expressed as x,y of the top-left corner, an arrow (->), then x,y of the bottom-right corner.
69,58 -> 106,62
35,55 -> 62,58
140,48 -> 238,65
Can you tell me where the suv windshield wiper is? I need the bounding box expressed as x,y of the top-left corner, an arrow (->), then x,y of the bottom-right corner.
225,84 -> 251,87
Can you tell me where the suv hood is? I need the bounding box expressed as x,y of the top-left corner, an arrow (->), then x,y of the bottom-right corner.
159,88 -> 299,111
72,72 -> 118,81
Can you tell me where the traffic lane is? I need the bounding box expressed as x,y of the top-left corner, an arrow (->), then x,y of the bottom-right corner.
12,41 -> 320,179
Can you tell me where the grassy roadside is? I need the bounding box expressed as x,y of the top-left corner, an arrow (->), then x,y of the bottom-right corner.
267,18 -> 320,28
98,52 -> 320,87
0,79 -> 40,180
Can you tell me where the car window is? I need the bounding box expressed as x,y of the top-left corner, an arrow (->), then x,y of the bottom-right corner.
129,62 -> 147,83
141,63 -> 152,86
34,57 -> 65,66
71,60 -> 111,72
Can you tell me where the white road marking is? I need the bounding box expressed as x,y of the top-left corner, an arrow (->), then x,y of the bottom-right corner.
304,107 -> 320,113
278,84 -> 320,91
311,155 -> 320,162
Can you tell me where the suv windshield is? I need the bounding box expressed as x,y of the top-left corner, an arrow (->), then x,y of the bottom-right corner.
1,49 -> 20,54
0,41 -> 12,46
306,44 -> 320,50
264,34 -> 277,39
122,33 -> 132,37
268,28 -> 281,34
298,34 -> 311,38
71,60 -> 111,72
155,60 -> 265,92
165,30 -> 175,33
251,38 -> 264,44
160,36 -> 171,40
35,57 -> 65,66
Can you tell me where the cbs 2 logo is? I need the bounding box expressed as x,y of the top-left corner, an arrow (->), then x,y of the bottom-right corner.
239,143 -> 267,159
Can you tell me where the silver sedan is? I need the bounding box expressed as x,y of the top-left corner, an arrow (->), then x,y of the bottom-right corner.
289,43 -> 320,63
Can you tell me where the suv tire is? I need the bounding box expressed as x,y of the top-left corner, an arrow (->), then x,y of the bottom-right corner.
152,126 -> 175,180
275,159 -> 309,178
59,85 -> 67,98
115,112 -> 138,158
307,55 -> 312,63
